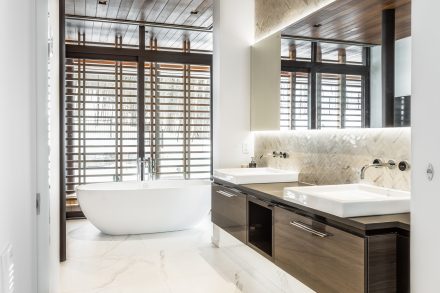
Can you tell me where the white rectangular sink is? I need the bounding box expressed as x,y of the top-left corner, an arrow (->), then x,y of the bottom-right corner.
214,167 -> 299,184
283,184 -> 410,218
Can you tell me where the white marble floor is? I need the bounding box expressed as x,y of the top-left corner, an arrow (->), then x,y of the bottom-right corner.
60,216 -> 313,293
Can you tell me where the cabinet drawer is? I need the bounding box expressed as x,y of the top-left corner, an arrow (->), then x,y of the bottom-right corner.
211,185 -> 247,243
274,206 -> 365,293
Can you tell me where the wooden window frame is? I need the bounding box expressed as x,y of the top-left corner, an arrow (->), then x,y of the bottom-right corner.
281,42 -> 370,129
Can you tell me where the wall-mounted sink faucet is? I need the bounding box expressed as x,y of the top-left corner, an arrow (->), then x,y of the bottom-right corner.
259,151 -> 289,159
360,159 -> 396,180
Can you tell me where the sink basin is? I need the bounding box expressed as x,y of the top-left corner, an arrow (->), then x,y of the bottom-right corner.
283,184 -> 410,217
214,167 -> 299,184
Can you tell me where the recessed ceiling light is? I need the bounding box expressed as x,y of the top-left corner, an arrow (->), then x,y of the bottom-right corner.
313,23 -> 322,28
190,10 -> 199,15
98,0 -> 108,5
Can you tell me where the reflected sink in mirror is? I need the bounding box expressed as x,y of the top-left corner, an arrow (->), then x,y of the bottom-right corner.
214,167 -> 299,184
283,184 -> 410,218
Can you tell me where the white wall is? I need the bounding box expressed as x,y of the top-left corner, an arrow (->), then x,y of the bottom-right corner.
411,1 -> 440,291
251,33 -> 281,131
0,0 -> 38,292
213,0 -> 255,168
48,0 -> 61,291
370,37 -> 412,127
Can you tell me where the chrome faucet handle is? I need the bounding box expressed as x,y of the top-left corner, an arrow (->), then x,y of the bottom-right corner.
387,160 -> 397,169
398,161 -> 410,171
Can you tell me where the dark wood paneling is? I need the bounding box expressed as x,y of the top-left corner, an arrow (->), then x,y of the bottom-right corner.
274,206 -> 365,293
397,235 -> 410,293
282,0 -> 411,45
211,185 -> 247,243
367,234 -> 397,292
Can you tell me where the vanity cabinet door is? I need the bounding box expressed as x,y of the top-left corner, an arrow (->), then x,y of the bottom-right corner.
211,185 -> 247,243
274,206 -> 365,293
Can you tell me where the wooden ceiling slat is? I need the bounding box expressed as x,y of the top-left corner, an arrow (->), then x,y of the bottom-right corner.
164,0 -> 192,24
65,0 -> 213,50
74,0 -> 86,15
115,1 -> 137,45
116,0 -> 135,19
66,0 -> 75,14
171,30 -> 193,49
91,21 -> 102,43
179,0 -> 211,26
94,0 -> 110,43
151,27 -> 172,47
282,0 -> 411,44
160,27 -> 182,48
185,3 -> 212,27
125,0 -> 149,20
93,0 -> 108,17
85,0 -> 97,17
189,31 -> 205,49
168,29 -> 192,48
155,0 -> 182,23
105,0 -> 123,43
96,0 -> 121,43
145,0 -> 169,22
172,0 -> 205,25
122,24 -> 139,45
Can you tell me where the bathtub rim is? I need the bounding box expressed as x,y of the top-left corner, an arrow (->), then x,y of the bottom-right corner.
76,179 -> 212,192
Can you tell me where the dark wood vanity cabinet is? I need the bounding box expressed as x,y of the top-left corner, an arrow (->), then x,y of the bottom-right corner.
211,181 -> 409,293
274,206 -> 365,293
211,185 -> 247,243
247,196 -> 274,258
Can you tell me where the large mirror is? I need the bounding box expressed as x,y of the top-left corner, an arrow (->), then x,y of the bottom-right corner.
251,0 -> 411,131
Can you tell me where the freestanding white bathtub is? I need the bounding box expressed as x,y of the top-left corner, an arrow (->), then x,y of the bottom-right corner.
76,180 -> 211,235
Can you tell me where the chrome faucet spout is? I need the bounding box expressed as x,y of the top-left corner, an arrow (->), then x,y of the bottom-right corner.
360,159 -> 396,180
360,164 -> 375,180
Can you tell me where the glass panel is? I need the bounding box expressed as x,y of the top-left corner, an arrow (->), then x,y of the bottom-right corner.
281,39 -> 312,61
320,43 -> 364,65
65,20 -> 139,48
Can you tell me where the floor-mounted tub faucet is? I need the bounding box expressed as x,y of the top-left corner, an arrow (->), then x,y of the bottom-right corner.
360,158 -> 396,180
137,157 -> 157,181
137,157 -> 146,181
146,157 -> 156,180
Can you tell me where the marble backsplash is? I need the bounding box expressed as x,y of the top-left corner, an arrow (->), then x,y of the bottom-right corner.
254,128 -> 411,191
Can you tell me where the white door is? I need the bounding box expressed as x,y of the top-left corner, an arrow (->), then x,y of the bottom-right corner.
36,0 -> 51,292
412,0 -> 440,291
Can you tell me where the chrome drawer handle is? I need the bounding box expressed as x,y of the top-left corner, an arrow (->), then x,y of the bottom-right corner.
289,221 -> 329,238
217,190 -> 237,198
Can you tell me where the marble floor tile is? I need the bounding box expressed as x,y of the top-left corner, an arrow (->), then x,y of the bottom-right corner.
60,217 -> 313,293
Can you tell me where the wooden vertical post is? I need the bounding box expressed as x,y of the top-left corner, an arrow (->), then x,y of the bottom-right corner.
382,9 -> 395,127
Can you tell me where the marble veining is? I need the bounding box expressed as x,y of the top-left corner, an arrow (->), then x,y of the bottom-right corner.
60,217 -> 314,293
255,0 -> 336,40
254,128 -> 411,191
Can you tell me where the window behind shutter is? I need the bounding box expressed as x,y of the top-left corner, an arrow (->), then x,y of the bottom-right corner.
65,58 -> 138,195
